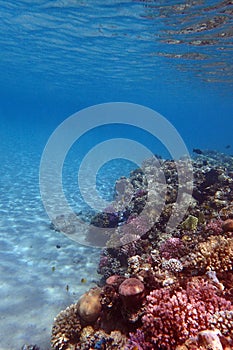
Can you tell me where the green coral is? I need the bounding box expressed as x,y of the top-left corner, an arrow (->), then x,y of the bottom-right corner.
181,215 -> 198,231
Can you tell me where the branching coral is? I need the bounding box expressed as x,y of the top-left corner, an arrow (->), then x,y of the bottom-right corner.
159,237 -> 185,259
210,310 -> 233,336
141,279 -> 232,349
186,235 -> 233,272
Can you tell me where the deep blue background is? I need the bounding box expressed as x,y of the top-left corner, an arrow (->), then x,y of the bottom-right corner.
1,0 -> 232,158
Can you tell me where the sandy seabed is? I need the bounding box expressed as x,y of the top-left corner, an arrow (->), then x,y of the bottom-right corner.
0,151 -> 100,350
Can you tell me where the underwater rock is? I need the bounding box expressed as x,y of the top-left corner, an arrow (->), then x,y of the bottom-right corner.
77,287 -> 102,323
90,212 -> 119,228
21,345 -> 40,350
176,328 -> 233,350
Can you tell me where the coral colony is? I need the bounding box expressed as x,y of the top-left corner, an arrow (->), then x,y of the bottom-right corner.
51,151 -> 233,349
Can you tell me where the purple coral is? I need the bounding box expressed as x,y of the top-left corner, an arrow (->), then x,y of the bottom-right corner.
205,219 -> 223,235
141,279 -> 232,349
125,329 -> 149,350
123,215 -> 150,237
159,237 -> 184,259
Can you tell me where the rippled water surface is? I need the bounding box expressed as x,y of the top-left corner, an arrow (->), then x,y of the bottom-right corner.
1,0 -> 233,95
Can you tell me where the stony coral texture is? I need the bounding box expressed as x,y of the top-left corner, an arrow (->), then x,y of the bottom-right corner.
51,303 -> 82,350
141,279 -> 232,349
186,234 -> 233,273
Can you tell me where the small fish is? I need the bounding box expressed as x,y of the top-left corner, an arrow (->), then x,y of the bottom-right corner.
51,266 -> 56,272
193,148 -> 203,155
66,284 -> 69,292
225,144 -> 231,149
81,278 -> 87,283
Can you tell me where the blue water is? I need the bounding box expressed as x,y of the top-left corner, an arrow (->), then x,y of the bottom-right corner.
0,0 -> 233,349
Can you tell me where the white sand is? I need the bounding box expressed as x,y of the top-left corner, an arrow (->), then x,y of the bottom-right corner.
0,148 -> 101,350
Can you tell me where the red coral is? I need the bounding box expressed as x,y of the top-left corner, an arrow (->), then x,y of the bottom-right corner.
141,279 -> 232,349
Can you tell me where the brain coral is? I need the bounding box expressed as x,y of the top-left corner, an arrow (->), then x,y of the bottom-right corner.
141,279 -> 232,349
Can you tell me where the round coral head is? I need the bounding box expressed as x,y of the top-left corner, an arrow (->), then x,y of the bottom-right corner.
106,275 -> 125,288
77,287 -> 102,324
119,278 -> 144,297
222,219 -> 233,232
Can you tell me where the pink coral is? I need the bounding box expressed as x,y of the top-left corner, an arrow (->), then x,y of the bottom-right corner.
159,237 -> 185,259
126,330 -> 148,350
141,279 -> 232,349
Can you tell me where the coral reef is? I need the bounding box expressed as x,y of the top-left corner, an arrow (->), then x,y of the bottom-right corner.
210,310 -> 233,336
51,151 -> 233,350
176,328 -> 233,350
141,279 -> 232,349
185,234 -> 233,272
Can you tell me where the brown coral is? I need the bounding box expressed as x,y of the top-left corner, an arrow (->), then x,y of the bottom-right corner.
222,219 -> 233,232
51,303 -> 82,350
77,287 -> 102,323
186,235 -> 233,272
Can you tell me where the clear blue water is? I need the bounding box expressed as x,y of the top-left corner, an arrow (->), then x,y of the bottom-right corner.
0,0 -> 233,349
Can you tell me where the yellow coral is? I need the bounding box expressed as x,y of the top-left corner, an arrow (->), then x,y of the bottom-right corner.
180,215 -> 198,231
